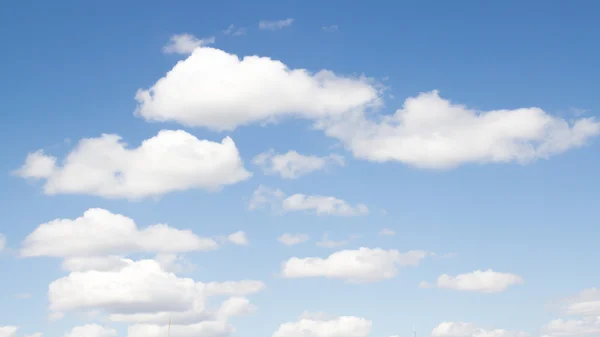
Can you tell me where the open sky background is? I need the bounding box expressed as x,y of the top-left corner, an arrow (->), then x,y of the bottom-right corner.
1,1 -> 599,337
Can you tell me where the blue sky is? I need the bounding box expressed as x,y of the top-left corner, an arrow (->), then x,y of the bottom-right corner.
1,1 -> 599,337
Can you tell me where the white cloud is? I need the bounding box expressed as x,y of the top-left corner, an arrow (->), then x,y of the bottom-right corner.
16,130 -> 251,199
281,247 -> 430,283
259,18 -> 294,31
0,233 -> 5,252
543,316 -> 600,337
163,34 -> 215,55
61,255 -> 129,272
223,24 -> 246,36
424,270 -> 524,293
227,231 -> 249,246
134,47 -> 380,131
25,333 -> 42,337
63,325 -> 116,337
21,208 -> 218,258
278,234 -> 309,246
432,322 -> 528,337
322,25 -> 339,32
253,150 -> 344,179
0,327 -> 18,337
128,321 -> 232,337
379,228 -> 396,236
316,234 -> 356,248
273,315 -> 372,337
49,258 -> 264,323
324,90 -> 600,169
249,185 -> 368,216
559,288 -> 600,316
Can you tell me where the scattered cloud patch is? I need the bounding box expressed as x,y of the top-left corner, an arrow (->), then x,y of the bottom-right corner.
0,233 -> 5,252
543,316 -> 600,337
163,34 -> 215,55
378,228 -> 396,236
249,185 -> 368,216
223,24 -> 247,36
63,325 -> 116,337
273,314 -> 372,337
432,322 -> 528,337
422,269 -> 524,293
0,327 -> 18,337
559,288 -> 600,316
227,231 -> 249,246
253,150 -> 344,179
281,247 -> 430,283
316,233 -> 358,248
322,25 -> 339,32
259,18 -> 294,31
278,234 -> 309,246
16,130 -> 251,199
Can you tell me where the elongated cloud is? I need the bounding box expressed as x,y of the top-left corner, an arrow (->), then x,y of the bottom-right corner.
421,269 -> 524,293
16,130 -> 251,199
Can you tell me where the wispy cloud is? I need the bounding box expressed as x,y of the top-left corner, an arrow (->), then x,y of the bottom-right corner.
163,34 -> 215,55
322,25 -> 339,32
259,18 -> 294,31
223,24 -> 247,36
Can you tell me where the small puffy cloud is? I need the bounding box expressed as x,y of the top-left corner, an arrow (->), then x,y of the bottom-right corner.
0,327 -> 18,337
379,228 -> 396,236
423,270 -> 524,293
21,208 -> 218,258
63,325 -> 116,337
163,34 -> 215,55
543,316 -> 600,337
324,90 -> 600,169
281,247 -> 430,283
432,322 -> 528,337
15,130 -> 251,199
223,24 -> 246,36
0,233 -> 5,251
227,231 -> 249,246
316,233 -> 357,248
249,185 -> 368,216
273,315 -> 372,337
128,321 -> 232,337
134,47 -> 380,131
259,18 -> 294,31
278,234 -> 309,246
559,288 -> 600,316
25,333 -> 42,337
253,150 -> 344,179
322,25 -> 339,32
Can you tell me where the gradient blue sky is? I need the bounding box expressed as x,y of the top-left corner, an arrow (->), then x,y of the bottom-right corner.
1,1 -> 599,337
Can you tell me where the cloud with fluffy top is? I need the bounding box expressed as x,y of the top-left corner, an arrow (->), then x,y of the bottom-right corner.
431,322 -> 528,337
63,325 -> 116,337
20,208 -> 218,258
281,247 -> 430,283
249,185 -> 368,216
15,130 -> 251,199
134,47 -> 380,131
163,34 -> 215,55
420,269 -> 524,293
273,314 -> 372,337
135,46 -> 599,169
253,150 -> 344,179
49,258 -> 264,324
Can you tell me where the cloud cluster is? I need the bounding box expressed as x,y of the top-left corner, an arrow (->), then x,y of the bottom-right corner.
249,185 -> 368,216
163,34 -> 215,55
420,269 -> 524,293
431,322 -> 528,337
253,150 -> 343,179
542,288 -> 600,336
273,314 -> 372,337
16,130 -> 251,199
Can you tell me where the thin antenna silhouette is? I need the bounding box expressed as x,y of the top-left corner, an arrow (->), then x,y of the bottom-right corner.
168,316 -> 171,337
413,325 -> 416,337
